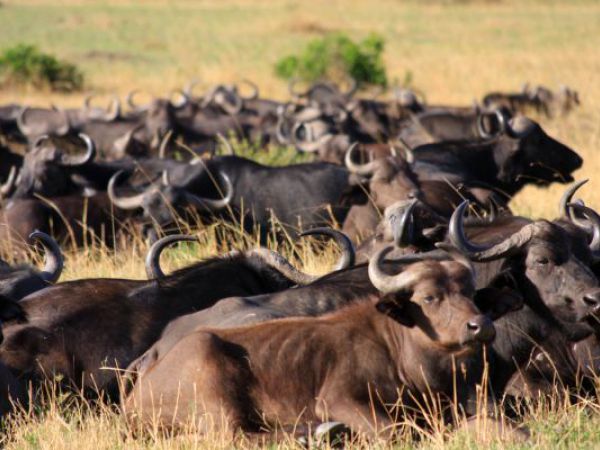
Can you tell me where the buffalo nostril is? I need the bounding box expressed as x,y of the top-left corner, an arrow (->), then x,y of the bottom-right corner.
466,317 -> 495,343
467,321 -> 481,333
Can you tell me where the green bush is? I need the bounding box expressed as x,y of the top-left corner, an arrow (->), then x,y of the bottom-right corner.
0,44 -> 83,92
275,33 -> 387,87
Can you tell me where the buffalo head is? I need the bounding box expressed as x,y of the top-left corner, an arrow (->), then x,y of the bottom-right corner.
108,169 -> 233,231
494,116 -> 582,186
12,134 -> 96,199
450,201 -> 600,325
369,246 -> 496,353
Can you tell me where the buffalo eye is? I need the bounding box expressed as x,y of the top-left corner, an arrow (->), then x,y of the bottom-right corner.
535,256 -> 550,265
423,295 -> 436,304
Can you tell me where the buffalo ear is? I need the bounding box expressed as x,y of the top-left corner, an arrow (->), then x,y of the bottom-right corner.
0,295 -> 26,323
375,293 -> 414,327
474,287 -> 523,321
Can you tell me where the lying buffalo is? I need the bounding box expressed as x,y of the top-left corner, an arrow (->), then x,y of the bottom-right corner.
123,246 -> 511,436
108,154 -> 366,239
0,229 -> 352,400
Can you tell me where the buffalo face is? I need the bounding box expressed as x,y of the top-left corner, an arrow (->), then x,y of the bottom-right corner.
495,117 -> 582,187
450,201 -> 600,325
523,228 -> 600,323
369,248 -> 496,355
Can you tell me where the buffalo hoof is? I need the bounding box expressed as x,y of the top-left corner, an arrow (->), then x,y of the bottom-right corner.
296,421 -> 352,448
315,421 -> 351,447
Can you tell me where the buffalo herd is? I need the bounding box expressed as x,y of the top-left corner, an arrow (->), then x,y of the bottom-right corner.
0,79 -> 595,443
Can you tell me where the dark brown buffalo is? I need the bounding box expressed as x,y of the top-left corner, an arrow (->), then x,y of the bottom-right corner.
449,200 -> 600,322
411,116 -> 582,200
10,134 -> 96,199
341,144 -> 489,242
0,230 -> 353,399
16,106 -> 71,141
123,247 -> 503,435
0,192 -> 133,249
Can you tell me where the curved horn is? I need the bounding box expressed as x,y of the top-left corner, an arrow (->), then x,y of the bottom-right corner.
158,129 -> 173,159
103,96 -> 121,121
449,201 -> 537,262
113,124 -> 144,158
33,134 -> 51,149
344,142 -> 378,176
161,170 -> 170,187
183,172 -> 233,211
17,107 -> 36,137
58,133 -> 96,166
126,90 -> 150,111
216,133 -> 235,155
29,230 -> 63,283
299,228 -> 355,271
275,115 -> 291,145
295,134 -> 334,153
169,89 -> 189,108
476,110 -> 506,140
200,85 -> 221,108
242,247 -> 317,285
568,203 -> 600,257
292,121 -> 314,144
506,116 -> 536,139
368,246 -> 422,294
108,170 -> 147,210
388,199 -> 417,248
218,90 -> 243,115
239,79 -> 259,100
0,166 -> 18,198
146,234 -> 199,279
560,179 -> 589,227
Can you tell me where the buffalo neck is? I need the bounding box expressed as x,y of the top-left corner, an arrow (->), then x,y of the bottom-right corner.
412,141 -> 509,194
375,309 -> 484,402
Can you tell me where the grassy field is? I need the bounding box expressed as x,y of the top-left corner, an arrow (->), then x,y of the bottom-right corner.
2,0 -> 600,448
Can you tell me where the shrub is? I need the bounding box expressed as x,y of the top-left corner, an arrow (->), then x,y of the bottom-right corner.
275,33 -> 387,88
0,44 -> 83,92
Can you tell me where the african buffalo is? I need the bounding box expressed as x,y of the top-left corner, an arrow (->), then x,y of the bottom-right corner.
123,246 -> 512,436
411,116 -> 583,202
10,134 -> 96,199
108,155 -> 365,239
0,192 -> 134,248
0,230 -> 352,399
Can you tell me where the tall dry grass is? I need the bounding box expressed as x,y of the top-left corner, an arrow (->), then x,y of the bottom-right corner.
1,0 -> 600,447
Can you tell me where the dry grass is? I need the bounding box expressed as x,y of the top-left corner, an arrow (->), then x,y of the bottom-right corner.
2,0 -> 600,447
2,0 -> 600,219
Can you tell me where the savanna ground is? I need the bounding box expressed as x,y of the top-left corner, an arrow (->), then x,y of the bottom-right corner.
2,0 -> 600,448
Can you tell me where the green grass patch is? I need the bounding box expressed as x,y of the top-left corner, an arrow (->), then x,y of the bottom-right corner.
274,32 -> 387,87
0,44 -> 83,92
